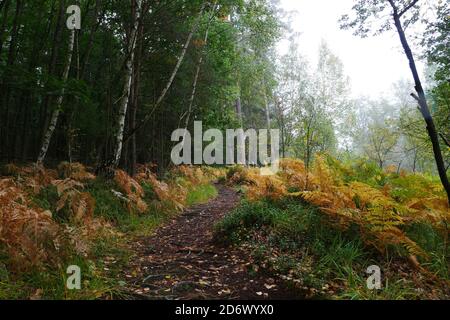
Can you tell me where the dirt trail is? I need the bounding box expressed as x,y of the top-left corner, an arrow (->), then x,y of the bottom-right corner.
124,184 -> 299,300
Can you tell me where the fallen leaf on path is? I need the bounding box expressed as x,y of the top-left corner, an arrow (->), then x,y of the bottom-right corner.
264,284 -> 277,290
218,289 -> 231,295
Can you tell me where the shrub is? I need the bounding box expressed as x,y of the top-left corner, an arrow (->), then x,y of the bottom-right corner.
0,178 -> 65,271
226,155 -> 449,264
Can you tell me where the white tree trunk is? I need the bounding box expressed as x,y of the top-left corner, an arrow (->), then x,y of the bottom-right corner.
112,0 -> 142,167
37,28 -> 76,165
263,86 -> 271,130
156,3 -> 205,109
235,94 -> 247,165
124,2 -> 206,141
183,31 -> 207,135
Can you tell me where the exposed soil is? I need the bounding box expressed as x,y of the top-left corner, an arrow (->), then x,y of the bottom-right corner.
123,184 -> 301,300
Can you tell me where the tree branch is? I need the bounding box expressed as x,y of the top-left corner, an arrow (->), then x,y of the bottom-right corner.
387,0 -> 399,16
123,1 -> 206,143
399,0 -> 419,18
410,92 -> 420,102
440,133 -> 450,148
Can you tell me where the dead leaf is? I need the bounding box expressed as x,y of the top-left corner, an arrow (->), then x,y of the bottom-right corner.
264,284 -> 277,290
30,289 -> 43,300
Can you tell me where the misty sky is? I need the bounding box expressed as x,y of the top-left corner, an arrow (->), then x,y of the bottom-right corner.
277,0 -> 426,98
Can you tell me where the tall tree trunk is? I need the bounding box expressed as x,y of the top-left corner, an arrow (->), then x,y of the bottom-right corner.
39,0 -> 66,147
235,93 -> 247,165
412,148 -> 418,173
0,0 -> 11,57
18,2 -> 51,161
388,1 -> 450,205
1,0 -> 23,161
112,0 -> 142,167
235,96 -> 243,127
127,76 -> 137,174
80,0 -> 101,77
123,2 -> 206,142
37,28 -> 76,165
129,94 -> 137,174
274,95 -> 285,158
0,0 -> 8,12
20,93 -> 31,161
263,86 -> 271,130
128,13 -> 145,176
182,3 -> 217,134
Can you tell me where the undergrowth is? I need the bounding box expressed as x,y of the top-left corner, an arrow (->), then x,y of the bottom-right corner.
217,155 -> 449,299
215,199 -> 449,299
0,162 -> 223,299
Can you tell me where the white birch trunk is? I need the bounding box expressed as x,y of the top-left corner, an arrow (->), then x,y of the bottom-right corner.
235,94 -> 247,165
124,2 -> 206,141
37,28 -> 76,165
156,3 -> 205,109
112,0 -> 142,167
183,7 -> 215,133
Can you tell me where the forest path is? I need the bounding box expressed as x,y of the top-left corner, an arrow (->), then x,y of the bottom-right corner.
124,184 -> 299,300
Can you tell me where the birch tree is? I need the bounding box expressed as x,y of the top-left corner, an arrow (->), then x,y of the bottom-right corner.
124,2 -> 206,142
37,10 -> 77,165
182,3 -> 218,133
112,0 -> 142,167
341,0 -> 450,205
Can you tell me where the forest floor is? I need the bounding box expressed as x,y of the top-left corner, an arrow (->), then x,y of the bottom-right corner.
121,184 -> 301,300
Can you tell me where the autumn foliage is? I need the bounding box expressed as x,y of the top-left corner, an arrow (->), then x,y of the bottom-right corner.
0,178 -> 61,270
0,162 -> 221,272
228,156 -> 449,261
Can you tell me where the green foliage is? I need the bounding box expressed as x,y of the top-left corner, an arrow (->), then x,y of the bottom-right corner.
0,0 -> 284,170
405,222 -> 449,280
32,185 -> 60,212
339,0 -> 420,37
423,2 -> 450,83
86,179 -> 126,222
215,196 -> 448,299
335,156 -> 386,186
278,40 -> 350,162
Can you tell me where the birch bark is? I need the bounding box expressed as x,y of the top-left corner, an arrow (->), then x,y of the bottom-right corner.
124,2 -> 206,142
37,27 -> 76,165
112,0 -> 142,167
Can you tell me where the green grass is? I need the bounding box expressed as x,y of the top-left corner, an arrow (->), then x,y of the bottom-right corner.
0,247 -> 121,300
186,184 -> 218,206
118,212 -> 167,237
214,198 -> 446,300
87,178 -> 129,221
405,222 -> 449,280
